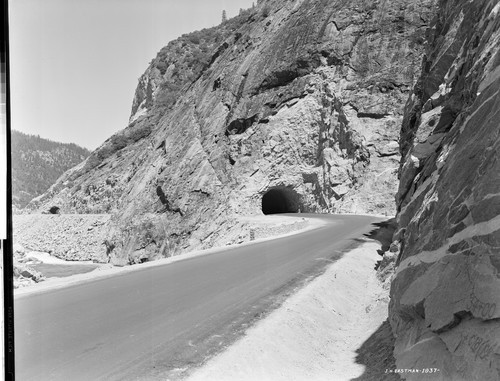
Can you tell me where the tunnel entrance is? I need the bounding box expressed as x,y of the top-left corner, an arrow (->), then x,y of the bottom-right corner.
262,187 -> 301,215
49,206 -> 60,214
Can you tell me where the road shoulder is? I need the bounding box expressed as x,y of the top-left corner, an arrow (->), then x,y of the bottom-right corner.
187,240 -> 397,381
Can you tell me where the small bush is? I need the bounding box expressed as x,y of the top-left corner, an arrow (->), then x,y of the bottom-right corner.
128,124 -> 152,143
187,34 -> 201,44
110,135 -> 128,151
262,4 -> 271,17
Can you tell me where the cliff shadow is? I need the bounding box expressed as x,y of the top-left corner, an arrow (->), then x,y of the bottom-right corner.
350,319 -> 402,381
363,218 -> 397,255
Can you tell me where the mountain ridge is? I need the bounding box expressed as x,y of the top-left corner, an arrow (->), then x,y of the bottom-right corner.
11,130 -> 90,209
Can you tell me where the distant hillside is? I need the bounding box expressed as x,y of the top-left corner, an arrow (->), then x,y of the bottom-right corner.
11,130 -> 90,209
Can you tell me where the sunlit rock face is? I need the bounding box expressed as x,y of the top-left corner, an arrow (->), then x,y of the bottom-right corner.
27,0 -> 435,264
389,1 -> 500,379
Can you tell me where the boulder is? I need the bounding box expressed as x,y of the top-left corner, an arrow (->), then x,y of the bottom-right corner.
14,262 -> 45,283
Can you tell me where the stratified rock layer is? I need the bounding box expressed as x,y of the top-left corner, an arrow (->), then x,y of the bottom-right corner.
27,0 -> 435,264
390,1 -> 500,379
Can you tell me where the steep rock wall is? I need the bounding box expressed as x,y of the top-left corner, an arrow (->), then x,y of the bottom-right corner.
28,0 -> 435,264
390,1 -> 500,379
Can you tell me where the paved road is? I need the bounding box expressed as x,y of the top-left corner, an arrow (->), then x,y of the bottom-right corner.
14,214 -> 383,380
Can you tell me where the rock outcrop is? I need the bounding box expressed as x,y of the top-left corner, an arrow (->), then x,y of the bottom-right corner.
389,1 -> 500,379
26,0 -> 435,264
13,244 -> 45,288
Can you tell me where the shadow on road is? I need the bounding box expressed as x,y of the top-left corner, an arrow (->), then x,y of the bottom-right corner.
350,319 -> 402,381
363,218 -> 397,254
349,220 -> 401,380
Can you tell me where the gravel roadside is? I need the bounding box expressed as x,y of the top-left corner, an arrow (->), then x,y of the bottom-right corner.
187,240 -> 400,381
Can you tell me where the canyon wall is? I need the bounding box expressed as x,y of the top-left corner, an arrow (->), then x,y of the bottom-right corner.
27,0 -> 435,265
18,0 -> 500,378
389,0 -> 500,379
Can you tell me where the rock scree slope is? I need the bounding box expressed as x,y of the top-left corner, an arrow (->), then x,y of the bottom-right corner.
26,0 -> 435,265
13,214 -> 110,262
388,0 -> 500,380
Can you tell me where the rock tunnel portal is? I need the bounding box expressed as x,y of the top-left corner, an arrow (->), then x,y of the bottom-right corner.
262,187 -> 301,215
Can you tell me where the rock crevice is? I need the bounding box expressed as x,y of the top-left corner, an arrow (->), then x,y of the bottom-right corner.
389,1 -> 500,379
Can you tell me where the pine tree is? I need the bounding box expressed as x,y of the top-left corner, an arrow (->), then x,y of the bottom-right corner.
221,10 -> 227,23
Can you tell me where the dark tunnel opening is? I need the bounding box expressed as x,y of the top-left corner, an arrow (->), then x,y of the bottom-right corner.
262,187 -> 301,215
49,206 -> 60,214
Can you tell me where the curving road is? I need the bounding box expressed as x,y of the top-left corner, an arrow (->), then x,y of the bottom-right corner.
14,214 -> 384,381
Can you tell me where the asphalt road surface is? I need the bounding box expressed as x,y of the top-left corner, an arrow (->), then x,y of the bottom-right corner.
14,214 -> 384,381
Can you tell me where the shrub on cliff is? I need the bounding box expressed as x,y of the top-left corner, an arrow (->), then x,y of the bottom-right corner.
262,4 -> 271,17
83,123 -> 153,171
146,5 -> 257,114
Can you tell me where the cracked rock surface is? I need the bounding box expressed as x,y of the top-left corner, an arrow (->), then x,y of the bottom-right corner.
24,0 -> 435,265
390,1 -> 500,379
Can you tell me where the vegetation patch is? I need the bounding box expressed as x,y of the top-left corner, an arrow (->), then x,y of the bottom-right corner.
83,123 -> 153,171
146,5 -> 258,112
11,130 -> 90,209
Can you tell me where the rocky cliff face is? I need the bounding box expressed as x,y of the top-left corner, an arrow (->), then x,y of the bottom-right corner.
389,0 -> 500,379
28,0 -> 435,264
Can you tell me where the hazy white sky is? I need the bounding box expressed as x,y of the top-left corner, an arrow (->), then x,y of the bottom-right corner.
10,0 -> 255,149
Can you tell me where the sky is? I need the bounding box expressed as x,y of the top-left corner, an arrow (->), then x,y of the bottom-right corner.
9,0 -> 255,150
